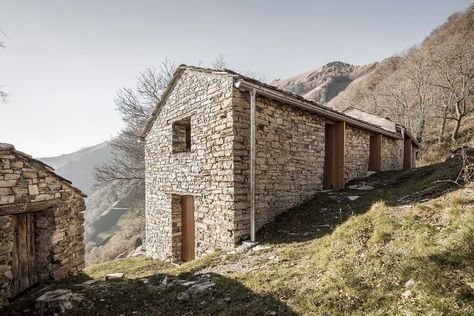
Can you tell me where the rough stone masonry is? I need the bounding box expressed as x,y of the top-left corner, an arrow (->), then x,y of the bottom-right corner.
141,66 -> 417,262
0,143 -> 85,307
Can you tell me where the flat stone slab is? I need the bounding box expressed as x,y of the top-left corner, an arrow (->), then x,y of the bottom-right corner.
178,281 -> 215,300
36,289 -> 84,313
347,184 -> 374,190
105,273 -> 125,281
82,280 -> 99,286
348,196 -> 360,201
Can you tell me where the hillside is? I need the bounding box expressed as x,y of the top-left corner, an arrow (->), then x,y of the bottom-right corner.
4,150 -> 474,315
84,180 -> 144,264
272,61 -> 376,105
326,56 -> 403,112
39,142 -> 113,196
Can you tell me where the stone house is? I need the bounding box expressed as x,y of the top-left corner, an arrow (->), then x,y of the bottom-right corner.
140,65 -> 419,262
0,143 -> 85,306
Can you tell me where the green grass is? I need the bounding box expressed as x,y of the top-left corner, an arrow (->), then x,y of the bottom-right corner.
234,189 -> 474,315
84,256 -> 173,280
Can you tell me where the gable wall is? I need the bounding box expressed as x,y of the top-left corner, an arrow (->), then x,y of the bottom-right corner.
144,70 -> 236,260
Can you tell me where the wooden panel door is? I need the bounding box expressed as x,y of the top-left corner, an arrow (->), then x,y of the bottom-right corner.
369,134 -> 382,171
324,122 -> 346,189
11,213 -> 37,297
181,196 -> 195,262
403,138 -> 412,170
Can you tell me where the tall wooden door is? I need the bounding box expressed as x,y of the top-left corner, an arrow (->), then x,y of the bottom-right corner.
403,138 -> 412,170
324,122 -> 346,189
11,213 -> 37,297
369,134 -> 382,171
181,196 -> 195,262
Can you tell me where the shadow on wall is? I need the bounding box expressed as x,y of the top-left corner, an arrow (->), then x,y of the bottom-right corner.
258,155 -> 463,245
2,272 -> 298,315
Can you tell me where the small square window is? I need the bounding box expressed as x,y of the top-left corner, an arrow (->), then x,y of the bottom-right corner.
172,117 -> 191,153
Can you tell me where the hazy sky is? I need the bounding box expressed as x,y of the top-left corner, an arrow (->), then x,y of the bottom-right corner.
0,0 -> 472,157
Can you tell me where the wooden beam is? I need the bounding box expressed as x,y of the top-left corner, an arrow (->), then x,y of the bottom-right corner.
0,198 -> 60,216
334,122 -> 346,189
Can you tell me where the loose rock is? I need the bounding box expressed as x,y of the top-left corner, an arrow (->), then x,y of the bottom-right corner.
105,273 -> 124,281
348,196 -> 360,201
35,289 -> 84,314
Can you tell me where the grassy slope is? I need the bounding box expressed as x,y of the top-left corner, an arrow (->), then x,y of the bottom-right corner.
4,156 -> 474,315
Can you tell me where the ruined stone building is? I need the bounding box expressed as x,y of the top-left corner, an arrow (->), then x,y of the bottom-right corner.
140,65 -> 419,262
0,143 -> 85,306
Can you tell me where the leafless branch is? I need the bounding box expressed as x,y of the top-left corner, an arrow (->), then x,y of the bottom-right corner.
95,60 -> 177,187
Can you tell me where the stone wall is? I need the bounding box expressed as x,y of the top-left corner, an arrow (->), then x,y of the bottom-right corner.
144,70 -> 236,260
345,126 -> 371,182
232,90 -> 326,240
0,147 -> 85,306
382,137 -> 404,171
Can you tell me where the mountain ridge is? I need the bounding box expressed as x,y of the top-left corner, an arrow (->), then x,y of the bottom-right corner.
272,61 -> 377,105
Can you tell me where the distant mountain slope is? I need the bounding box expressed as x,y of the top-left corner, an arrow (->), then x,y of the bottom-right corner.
327,56 -> 403,111
39,142 -> 113,195
84,179 -> 144,264
272,61 -> 376,105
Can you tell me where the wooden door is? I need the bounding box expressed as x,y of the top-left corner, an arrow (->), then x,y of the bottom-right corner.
11,213 -> 37,296
403,138 -> 412,170
324,122 -> 345,189
369,134 -> 382,171
181,196 -> 195,262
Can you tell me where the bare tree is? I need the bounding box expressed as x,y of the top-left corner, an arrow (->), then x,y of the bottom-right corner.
0,27 -> 8,102
378,49 -> 434,142
95,60 -> 177,186
432,86 -> 456,142
430,34 -> 474,140
211,53 -> 227,70
0,88 -> 6,103
0,28 -> 6,48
